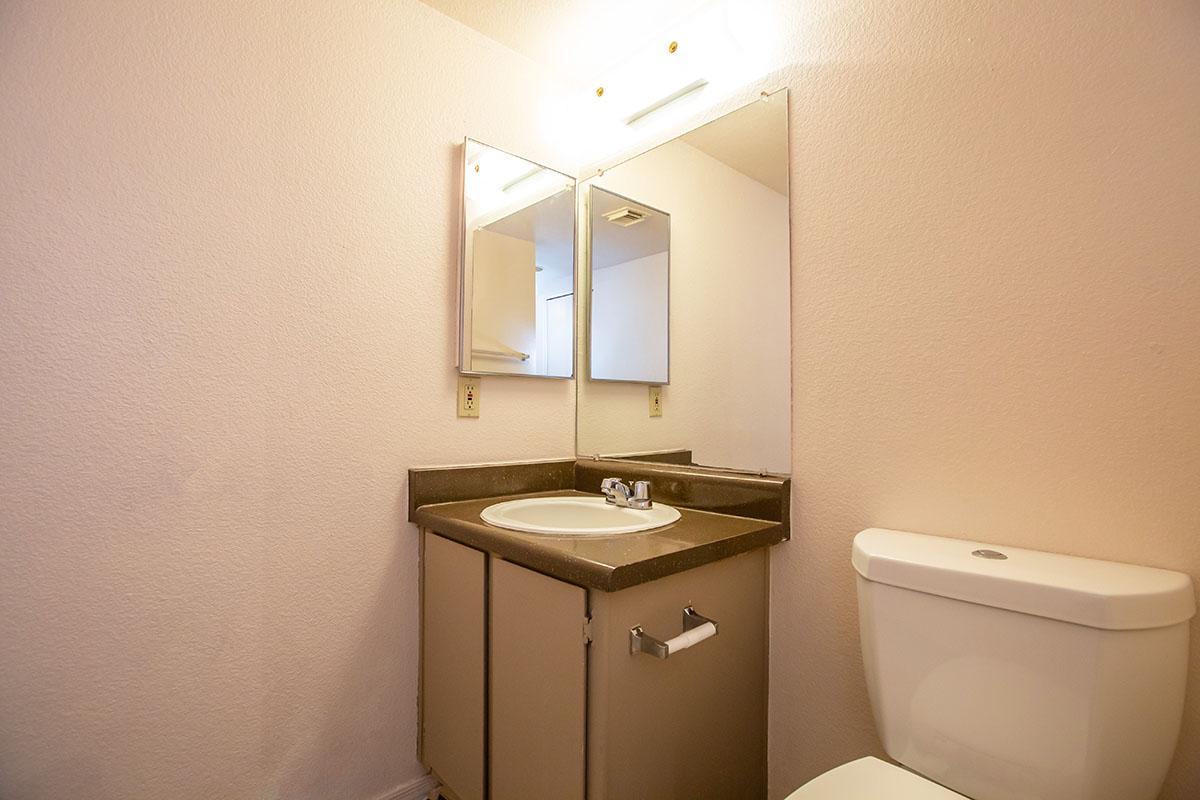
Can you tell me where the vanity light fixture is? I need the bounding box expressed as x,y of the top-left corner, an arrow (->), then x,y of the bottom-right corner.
563,0 -> 782,165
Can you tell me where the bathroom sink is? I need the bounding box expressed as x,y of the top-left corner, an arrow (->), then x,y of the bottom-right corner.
480,496 -> 681,536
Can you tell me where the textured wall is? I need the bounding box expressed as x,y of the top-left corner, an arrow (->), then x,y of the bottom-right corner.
4,2 -> 1200,799
0,1 -> 574,798
768,1 -> 1200,798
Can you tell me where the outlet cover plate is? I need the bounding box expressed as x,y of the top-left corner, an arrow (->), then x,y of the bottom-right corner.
649,385 -> 662,417
458,376 -> 480,418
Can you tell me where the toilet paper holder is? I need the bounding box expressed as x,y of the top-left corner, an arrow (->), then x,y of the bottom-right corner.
630,605 -> 719,659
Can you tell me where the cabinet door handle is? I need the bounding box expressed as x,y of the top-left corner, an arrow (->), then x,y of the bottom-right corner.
630,606 -> 719,659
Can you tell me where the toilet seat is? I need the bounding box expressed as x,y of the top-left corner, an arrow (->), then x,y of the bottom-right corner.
785,757 -> 969,799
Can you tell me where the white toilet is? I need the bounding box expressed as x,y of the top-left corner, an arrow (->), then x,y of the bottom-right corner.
788,528 -> 1197,800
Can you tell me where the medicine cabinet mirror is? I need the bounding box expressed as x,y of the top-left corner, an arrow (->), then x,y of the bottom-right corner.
577,90 -> 791,473
458,139 -> 576,378
588,187 -> 670,384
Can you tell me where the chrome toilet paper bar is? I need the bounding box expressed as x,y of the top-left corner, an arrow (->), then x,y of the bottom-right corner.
630,606 -> 719,659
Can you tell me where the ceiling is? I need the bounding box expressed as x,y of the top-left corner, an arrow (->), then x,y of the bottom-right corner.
681,93 -> 788,194
420,0 -> 714,86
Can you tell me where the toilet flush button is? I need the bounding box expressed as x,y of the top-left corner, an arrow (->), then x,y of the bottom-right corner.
972,549 -> 1008,560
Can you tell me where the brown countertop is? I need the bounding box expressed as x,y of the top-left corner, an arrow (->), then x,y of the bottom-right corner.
413,489 -> 786,592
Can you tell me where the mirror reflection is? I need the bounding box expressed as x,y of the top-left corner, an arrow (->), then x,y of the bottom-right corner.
588,187 -> 670,384
459,139 -> 575,377
578,90 -> 790,473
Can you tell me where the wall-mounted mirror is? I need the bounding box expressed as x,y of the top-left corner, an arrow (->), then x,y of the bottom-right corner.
578,90 -> 790,473
588,187 -> 669,384
459,139 -> 576,377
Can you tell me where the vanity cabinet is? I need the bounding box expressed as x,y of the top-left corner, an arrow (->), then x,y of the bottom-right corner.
421,533 -> 486,799
419,530 -> 768,800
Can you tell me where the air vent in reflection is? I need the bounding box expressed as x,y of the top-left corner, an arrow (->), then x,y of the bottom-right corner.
603,206 -> 648,227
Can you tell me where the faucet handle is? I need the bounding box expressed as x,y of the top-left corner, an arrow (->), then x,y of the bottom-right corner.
601,477 -> 627,504
630,480 -> 653,509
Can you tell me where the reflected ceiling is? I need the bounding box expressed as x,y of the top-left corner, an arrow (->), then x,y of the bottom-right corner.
483,190 -> 576,277
680,96 -> 788,194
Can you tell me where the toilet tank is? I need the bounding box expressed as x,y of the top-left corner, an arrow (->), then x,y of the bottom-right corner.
854,528 -> 1195,800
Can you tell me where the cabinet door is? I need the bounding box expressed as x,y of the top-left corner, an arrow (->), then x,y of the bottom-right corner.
587,549 -> 768,799
421,532 -> 485,800
490,557 -> 587,800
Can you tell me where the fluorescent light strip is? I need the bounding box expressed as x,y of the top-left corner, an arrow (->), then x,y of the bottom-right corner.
501,166 -> 546,193
624,79 -> 709,126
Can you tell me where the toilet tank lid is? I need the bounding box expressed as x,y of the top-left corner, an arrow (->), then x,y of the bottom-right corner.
853,528 -> 1196,630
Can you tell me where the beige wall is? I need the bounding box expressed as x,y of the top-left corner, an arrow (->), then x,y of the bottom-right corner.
768,1 -> 1200,798
0,1 -> 574,798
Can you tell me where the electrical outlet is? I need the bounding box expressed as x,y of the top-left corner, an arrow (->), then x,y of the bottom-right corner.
648,385 -> 662,417
457,376 -> 480,418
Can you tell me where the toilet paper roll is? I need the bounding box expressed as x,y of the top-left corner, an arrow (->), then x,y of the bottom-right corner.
664,621 -> 717,655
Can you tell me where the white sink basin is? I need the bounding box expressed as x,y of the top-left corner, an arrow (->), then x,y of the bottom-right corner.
480,496 -> 681,536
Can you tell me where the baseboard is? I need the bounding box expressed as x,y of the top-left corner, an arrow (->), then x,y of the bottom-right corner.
370,772 -> 440,800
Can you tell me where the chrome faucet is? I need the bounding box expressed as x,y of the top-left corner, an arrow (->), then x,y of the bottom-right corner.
600,477 -> 653,510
